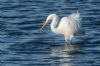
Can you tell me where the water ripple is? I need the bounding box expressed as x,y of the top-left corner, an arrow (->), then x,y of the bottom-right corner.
0,0 -> 100,66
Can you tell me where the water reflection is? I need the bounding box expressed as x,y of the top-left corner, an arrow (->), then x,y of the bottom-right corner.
50,44 -> 83,66
63,44 -> 83,52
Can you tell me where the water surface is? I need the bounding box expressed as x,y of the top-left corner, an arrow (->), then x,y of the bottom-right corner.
0,0 -> 100,66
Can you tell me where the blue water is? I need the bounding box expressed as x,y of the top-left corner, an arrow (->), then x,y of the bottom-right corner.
0,0 -> 100,66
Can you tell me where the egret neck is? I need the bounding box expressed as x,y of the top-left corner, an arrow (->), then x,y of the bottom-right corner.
50,14 -> 60,34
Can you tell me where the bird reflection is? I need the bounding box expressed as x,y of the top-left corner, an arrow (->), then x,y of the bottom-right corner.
63,44 -> 82,52
50,43 -> 82,66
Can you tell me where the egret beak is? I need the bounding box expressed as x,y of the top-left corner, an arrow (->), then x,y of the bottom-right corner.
40,19 -> 49,31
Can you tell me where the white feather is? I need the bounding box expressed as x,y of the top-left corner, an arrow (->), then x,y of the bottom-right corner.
42,11 -> 84,43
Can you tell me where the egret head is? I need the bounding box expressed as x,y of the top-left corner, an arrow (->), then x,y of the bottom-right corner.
40,14 -> 57,31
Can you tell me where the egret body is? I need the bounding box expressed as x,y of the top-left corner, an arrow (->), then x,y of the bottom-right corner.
40,12 -> 84,44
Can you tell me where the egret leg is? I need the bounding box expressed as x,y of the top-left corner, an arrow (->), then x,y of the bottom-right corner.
64,35 -> 67,43
64,34 -> 73,44
64,35 -> 70,44
69,35 -> 73,44
67,40 -> 71,44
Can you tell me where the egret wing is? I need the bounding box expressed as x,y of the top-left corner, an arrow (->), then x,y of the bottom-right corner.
68,12 -> 84,35
58,12 -> 84,35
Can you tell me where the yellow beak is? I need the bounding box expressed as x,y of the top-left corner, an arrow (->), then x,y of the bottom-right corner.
40,19 -> 49,31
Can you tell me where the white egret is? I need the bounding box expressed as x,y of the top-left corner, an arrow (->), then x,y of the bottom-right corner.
40,11 -> 84,44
